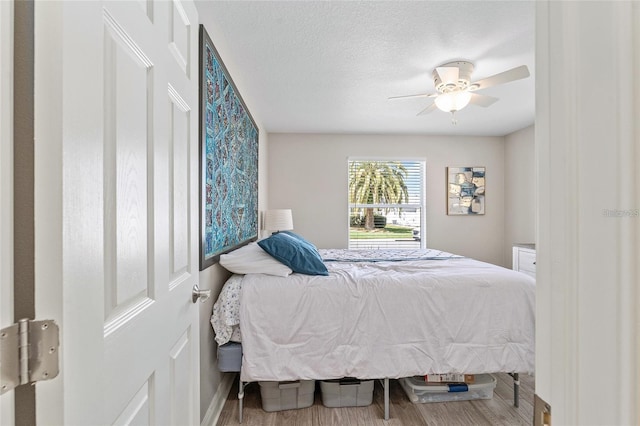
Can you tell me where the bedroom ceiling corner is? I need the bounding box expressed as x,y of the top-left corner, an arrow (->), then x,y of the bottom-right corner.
195,1 -> 535,136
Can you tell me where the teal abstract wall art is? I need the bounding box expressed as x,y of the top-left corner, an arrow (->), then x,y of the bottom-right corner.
199,25 -> 259,270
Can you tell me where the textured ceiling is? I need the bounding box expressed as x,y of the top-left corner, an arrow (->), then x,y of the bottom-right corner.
195,1 -> 535,136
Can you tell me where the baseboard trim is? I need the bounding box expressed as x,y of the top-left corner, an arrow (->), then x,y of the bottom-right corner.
201,372 -> 236,426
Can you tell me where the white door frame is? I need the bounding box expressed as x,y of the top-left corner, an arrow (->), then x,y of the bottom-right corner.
535,1 -> 639,424
0,0 -> 15,423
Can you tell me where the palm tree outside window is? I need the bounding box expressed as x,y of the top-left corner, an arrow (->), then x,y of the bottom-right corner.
348,159 -> 425,249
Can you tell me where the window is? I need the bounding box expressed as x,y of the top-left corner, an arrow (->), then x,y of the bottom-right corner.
348,159 -> 425,249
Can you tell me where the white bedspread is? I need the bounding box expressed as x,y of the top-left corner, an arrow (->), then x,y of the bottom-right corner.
239,252 -> 535,382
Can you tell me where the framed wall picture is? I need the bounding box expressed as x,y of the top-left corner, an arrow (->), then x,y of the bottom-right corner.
199,25 -> 259,270
446,166 -> 485,215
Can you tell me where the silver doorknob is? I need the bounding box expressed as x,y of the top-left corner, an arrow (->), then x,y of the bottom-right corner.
192,285 -> 211,304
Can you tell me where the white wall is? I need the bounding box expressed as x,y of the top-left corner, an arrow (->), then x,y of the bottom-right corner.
536,1 -> 639,424
504,125 -> 535,265
268,133 -> 508,267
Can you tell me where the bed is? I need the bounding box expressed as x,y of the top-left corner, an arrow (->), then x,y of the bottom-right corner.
211,233 -> 535,421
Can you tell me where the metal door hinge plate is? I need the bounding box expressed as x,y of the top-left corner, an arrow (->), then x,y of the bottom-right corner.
1,318 -> 59,394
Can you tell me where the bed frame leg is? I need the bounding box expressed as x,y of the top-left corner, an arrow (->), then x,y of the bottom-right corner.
509,373 -> 520,408
238,377 -> 246,423
384,378 -> 389,420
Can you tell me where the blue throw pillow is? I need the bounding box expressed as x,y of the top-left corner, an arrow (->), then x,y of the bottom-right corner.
258,232 -> 329,276
279,231 -> 317,250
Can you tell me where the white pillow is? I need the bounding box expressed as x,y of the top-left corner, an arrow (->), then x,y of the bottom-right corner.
219,242 -> 293,277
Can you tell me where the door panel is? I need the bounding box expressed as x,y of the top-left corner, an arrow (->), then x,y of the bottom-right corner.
112,381 -> 153,426
169,329 -> 194,424
169,0 -> 191,77
34,1 -> 200,424
103,8 -> 153,323
169,86 -> 191,283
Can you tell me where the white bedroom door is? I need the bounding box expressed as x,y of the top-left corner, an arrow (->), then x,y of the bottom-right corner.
0,0 -> 15,424
33,1 -> 200,424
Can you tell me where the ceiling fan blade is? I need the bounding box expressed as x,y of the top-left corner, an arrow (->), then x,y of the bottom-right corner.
416,102 -> 437,116
388,92 -> 437,100
469,93 -> 499,107
435,66 -> 459,86
470,65 -> 530,91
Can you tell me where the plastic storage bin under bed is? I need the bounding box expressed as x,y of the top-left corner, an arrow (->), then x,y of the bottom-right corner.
400,374 -> 497,404
258,380 -> 316,412
320,378 -> 374,408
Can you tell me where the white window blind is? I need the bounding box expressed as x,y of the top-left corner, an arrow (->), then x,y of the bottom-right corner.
348,159 -> 425,249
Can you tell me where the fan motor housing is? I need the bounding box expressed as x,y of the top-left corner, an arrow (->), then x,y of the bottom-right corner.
433,61 -> 474,93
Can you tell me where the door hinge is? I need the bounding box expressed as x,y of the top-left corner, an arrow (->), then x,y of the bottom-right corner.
1,318 -> 59,394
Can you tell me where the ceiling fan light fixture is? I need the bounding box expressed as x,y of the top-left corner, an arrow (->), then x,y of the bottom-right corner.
434,91 -> 472,113
389,61 -> 530,125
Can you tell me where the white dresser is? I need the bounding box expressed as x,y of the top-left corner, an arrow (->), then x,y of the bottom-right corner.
512,244 -> 536,279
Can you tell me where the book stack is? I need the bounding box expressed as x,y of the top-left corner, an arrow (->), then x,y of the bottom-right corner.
423,373 -> 475,384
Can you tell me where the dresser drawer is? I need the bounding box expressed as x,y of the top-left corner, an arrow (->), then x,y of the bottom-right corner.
518,250 -> 536,273
512,245 -> 536,279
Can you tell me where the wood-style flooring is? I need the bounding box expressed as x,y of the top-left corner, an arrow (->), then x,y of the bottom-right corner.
216,373 -> 534,425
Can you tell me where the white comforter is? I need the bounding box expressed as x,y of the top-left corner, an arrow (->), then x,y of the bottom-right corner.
237,250 -> 535,382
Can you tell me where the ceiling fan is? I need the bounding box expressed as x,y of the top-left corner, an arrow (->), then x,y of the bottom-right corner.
389,61 -> 530,124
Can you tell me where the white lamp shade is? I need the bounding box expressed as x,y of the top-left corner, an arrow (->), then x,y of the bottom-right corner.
264,209 -> 293,231
434,91 -> 472,112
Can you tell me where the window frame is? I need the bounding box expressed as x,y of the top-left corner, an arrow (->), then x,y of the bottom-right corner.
347,157 -> 426,249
